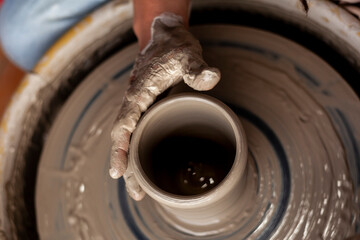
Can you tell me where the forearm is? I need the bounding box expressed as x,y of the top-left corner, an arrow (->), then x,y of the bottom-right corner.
132,0 -> 190,50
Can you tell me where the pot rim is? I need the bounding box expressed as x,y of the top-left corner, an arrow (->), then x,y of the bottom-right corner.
129,93 -> 248,208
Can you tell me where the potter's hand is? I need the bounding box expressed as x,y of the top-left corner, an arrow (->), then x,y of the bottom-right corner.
110,13 -> 221,200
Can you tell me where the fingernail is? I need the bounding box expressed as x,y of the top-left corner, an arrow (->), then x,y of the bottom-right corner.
109,168 -> 120,179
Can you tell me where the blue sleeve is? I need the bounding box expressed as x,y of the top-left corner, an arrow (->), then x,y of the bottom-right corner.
0,0 -> 110,71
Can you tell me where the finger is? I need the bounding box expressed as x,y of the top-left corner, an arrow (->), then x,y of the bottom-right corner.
109,137 -> 129,179
123,170 -> 146,201
110,100 -> 141,179
184,66 -> 221,91
110,79 -> 162,179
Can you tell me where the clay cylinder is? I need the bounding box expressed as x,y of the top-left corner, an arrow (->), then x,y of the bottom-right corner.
128,93 -> 247,230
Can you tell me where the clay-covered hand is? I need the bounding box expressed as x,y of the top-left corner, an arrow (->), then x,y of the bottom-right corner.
109,13 -> 221,200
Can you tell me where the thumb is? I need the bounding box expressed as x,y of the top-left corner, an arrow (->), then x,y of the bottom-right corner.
184,66 -> 221,91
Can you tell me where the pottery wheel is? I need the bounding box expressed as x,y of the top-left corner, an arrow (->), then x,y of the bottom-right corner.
35,25 -> 360,239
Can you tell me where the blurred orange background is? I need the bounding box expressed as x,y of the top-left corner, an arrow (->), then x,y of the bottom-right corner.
0,47 -> 24,119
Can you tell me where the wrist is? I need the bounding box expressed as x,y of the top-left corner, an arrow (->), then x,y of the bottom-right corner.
132,0 -> 190,50
133,15 -> 153,50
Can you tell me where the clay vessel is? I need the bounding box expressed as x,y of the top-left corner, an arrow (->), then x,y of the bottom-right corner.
128,93 -> 248,234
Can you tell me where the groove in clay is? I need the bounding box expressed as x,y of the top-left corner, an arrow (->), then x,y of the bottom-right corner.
34,26 -> 360,239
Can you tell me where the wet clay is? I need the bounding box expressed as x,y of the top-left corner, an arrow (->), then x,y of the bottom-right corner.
35,26 -> 360,239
